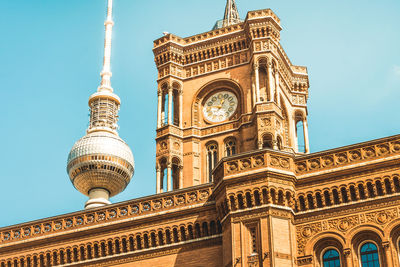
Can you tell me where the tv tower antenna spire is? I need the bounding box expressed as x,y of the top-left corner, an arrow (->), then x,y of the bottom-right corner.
67,0 -> 135,210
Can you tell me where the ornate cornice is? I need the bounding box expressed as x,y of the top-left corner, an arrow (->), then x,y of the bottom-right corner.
295,134 -> 400,178
0,184 -> 213,247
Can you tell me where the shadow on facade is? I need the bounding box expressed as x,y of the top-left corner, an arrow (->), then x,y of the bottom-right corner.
172,194 -> 223,267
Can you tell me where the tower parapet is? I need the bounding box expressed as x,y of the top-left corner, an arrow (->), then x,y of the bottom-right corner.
67,0 -> 134,209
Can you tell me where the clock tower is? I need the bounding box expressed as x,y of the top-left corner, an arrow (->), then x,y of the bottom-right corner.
153,0 -> 310,194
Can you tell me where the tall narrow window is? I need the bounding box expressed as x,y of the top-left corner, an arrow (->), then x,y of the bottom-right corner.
173,89 -> 180,126
207,143 -> 218,182
249,227 -> 258,255
360,242 -> 380,267
171,159 -> 181,190
162,93 -> 168,125
323,249 -> 340,267
162,167 -> 168,192
225,139 -> 237,156
296,119 -> 305,152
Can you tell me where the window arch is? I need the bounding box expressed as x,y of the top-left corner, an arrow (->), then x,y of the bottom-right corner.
322,249 -> 341,267
225,138 -> 237,156
360,242 -> 380,267
206,143 -> 218,182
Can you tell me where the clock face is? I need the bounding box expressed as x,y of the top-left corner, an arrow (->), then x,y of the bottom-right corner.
203,91 -> 238,123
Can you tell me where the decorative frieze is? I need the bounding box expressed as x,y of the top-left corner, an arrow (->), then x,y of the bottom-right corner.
215,150 -> 293,182
296,206 -> 400,256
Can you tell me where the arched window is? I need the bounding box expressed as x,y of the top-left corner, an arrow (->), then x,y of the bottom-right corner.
206,143 -> 218,182
360,242 -> 380,267
225,139 -> 237,156
322,249 -> 340,267
172,88 -> 180,126
296,119 -> 305,152
171,158 -> 181,190
160,85 -> 168,126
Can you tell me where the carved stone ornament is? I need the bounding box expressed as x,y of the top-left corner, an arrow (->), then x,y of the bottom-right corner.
260,117 -> 271,127
160,141 -> 167,151
344,249 -> 351,258
297,255 -> 313,266
173,142 -> 180,150
296,207 -> 400,256
253,156 -> 264,167
382,242 -> 390,250
393,141 -> 400,152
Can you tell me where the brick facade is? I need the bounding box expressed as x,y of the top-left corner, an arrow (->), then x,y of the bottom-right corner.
1,6 -> 399,267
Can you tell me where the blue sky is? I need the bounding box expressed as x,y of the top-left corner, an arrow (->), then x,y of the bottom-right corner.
0,0 -> 399,227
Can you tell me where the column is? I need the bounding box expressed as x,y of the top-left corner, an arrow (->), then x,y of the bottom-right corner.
167,162 -> 172,191
267,63 -> 274,102
56,252 -> 61,265
272,139 -> 278,150
179,90 -> 183,127
154,233 -> 160,246
168,86 -> 173,125
251,82 -> 256,107
344,249 -> 352,267
157,91 -> 162,128
304,196 -> 310,211
354,186 -> 360,200
275,71 -> 280,106
258,139 -> 263,150
227,198 -> 232,212
254,63 -> 260,103
303,118 -> 310,153
291,116 -> 299,153
329,191 -> 334,205
179,166 -> 183,189
383,242 -> 393,266
337,190 -> 343,204
156,166 -> 161,194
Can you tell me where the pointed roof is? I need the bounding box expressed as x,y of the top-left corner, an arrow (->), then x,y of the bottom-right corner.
213,0 -> 242,30
223,0 -> 241,25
